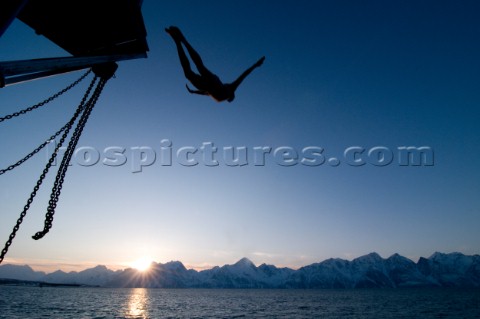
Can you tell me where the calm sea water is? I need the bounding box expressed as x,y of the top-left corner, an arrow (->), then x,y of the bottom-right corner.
0,286 -> 479,318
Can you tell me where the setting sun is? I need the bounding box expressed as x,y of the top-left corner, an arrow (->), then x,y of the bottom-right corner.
130,257 -> 153,272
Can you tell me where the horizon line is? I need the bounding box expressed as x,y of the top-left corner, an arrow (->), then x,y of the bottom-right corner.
2,251 -> 475,275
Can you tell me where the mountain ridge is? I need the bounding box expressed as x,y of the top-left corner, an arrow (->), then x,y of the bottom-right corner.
1,252 -> 479,288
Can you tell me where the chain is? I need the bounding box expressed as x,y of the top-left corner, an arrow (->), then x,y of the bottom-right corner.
32,78 -> 107,240
0,69 -> 91,123
0,75 -> 98,176
0,75 -> 99,264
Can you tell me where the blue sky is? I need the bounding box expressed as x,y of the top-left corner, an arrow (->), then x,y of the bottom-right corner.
1,0 -> 479,272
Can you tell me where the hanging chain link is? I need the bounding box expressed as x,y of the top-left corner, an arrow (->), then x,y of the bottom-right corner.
0,75 -> 99,264
0,69 -> 92,123
0,76 -> 99,176
32,78 -> 107,240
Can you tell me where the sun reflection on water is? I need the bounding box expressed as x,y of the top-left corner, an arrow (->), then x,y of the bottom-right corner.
125,288 -> 150,319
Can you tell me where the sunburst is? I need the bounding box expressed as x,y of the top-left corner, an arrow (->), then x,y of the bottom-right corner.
130,257 -> 153,272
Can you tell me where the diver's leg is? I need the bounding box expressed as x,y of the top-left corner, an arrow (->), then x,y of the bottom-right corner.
167,28 -> 198,80
167,27 -> 213,76
181,38 -> 211,76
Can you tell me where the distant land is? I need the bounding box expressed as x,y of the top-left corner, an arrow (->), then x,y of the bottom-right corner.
1,252 -> 479,289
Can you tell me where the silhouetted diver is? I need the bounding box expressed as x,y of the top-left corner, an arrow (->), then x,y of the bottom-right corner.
166,26 -> 265,102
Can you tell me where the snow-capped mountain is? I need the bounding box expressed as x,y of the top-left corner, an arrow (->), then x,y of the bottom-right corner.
417,252 -> 480,287
0,264 -> 45,282
194,257 -> 295,288
285,252 -> 438,288
1,252 -> 479,288
42,265 -> 119,286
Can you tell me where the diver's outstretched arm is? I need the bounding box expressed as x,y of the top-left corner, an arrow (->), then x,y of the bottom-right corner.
186,84 -> 208,95
230,56 -> 265,91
